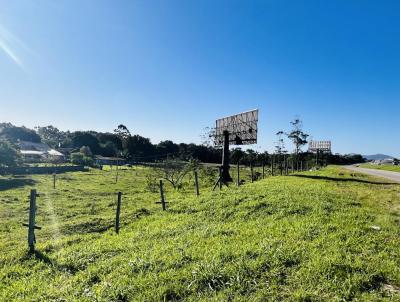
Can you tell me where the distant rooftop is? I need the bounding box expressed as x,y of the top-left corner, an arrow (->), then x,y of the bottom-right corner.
19,140 -> 64,157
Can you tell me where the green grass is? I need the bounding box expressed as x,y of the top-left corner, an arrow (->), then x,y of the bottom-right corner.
359,164 -> 400,173
1,166 -> 400,301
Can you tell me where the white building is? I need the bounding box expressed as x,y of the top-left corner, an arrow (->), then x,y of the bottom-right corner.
19,141 -> 65,162
372,158 -> 395,165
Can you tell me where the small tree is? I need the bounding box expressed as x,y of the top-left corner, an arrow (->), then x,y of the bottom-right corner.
114,124 -> 131,139
80,146 -> 93,157
0,140 -> 20,167
156,159 -> 191,189
275,131 -> 286,154
275,131 -> 287,174
287,118 -> 309,170
200,127 -> 214,147
71,152 -> 84,165
114,124 -> 131,157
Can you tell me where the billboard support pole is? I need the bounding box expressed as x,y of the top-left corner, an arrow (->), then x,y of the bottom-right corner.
221,130 -> 232,183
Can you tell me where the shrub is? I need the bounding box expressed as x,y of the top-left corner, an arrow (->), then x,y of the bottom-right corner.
0,139 -> 20,167
145,170 -> 160,193
71,152 -> 94,167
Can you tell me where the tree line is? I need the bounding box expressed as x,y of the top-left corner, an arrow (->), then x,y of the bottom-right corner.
0,121 -> 366,168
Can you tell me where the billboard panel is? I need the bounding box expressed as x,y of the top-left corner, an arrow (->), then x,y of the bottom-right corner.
214,109 -> 258,146
309,140 -> 331,152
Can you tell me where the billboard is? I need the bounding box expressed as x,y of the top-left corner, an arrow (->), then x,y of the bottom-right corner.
308,140 -> 331,152
214,109 -> 258,146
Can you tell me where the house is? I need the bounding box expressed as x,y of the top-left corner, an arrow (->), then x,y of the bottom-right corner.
19,140 -> 65,162
372,158 -> 395,165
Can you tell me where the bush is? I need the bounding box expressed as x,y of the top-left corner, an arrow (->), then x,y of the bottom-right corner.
145,171 -> 160,193
155,159 -> 190,190
0,140 -> 20,167
71,152 -> 94,167
79,146 -> 92,157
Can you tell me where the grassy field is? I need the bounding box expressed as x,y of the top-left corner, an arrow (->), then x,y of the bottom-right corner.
359,164 -> 400,173
1,165 -> 400,301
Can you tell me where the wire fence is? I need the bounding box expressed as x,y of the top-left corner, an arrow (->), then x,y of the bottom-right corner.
0,161 -> 315,254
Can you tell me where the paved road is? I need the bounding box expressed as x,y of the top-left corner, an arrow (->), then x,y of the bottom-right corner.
343,165 -> 400,183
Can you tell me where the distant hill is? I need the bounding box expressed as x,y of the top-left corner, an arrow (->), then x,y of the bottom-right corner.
363,154 -> 395,161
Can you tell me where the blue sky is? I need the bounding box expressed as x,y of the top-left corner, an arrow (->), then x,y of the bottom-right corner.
0,0 -> 399,156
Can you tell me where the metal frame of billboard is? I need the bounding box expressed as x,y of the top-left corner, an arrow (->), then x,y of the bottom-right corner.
308,140 -> 331,153
211,109 -> 259,187
214,109 -> 258,146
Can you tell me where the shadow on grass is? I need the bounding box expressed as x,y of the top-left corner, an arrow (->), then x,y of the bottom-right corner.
21,250 -> 53,265
31,250 -> 53,264
61,218 -> 113,235
23,250 -> 80,274
290,174 -> 399,185
0,178 -> 36,191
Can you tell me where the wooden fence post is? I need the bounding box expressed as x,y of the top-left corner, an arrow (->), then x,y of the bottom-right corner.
219,167 -> 222,190
28,189 -> 37,254
271,156 -> 275,176
237,161 -> 240,187
250,161 -> 254,183
53,173 -> 56,189
160,180 -> 166,210
115,192 -> 122,234
194,170 -> 200,196
262,161 -> 265,179
285,156 -> 288,175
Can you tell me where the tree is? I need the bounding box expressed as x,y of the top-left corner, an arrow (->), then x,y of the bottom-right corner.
155,159 -> 191,189
71,132 -> 101,154
275,131 -> 287,174
97,133 -> 123,151
242,149 -> 258,166
71,152 -> 94,166
80,146 -> 93,157
114,124 -> 131,140
200,127 -> 214,147
0,140 -> 20,167
125,135 -> 155,160
181,144 -> 220,163
325,153 -> 366,165
257,151 -> 270,165
100,141 -> 118,157
156,140 -> 179,157
113,124 -> 132,158
0,123 -> 41,143
287,118 -> 309,170
35,125 -> 66,148
231,148 -> 245,164
275,131 -> 286,155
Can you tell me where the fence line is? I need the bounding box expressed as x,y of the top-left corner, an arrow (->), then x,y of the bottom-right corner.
18,161 -> 316,252
0,165 -> 88,175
